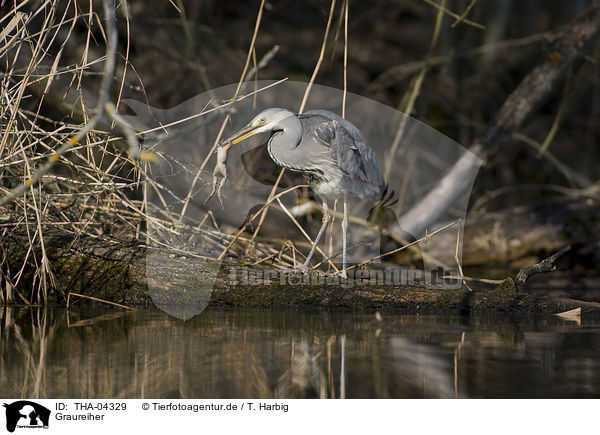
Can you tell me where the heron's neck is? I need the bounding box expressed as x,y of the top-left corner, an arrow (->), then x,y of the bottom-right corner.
267,116 -> 308,172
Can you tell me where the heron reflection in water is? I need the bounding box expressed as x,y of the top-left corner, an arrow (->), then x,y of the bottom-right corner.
221,108 -> 394,278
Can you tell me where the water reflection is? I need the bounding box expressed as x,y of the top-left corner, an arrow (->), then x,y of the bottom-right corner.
1,306 -> 599,398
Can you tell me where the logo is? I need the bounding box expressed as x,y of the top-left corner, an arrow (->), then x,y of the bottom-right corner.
3,401 -> 50,433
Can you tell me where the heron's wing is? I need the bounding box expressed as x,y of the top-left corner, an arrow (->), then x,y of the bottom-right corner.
312,117 -> 385,191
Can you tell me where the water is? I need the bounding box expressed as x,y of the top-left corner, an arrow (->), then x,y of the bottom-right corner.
1,306 -> 599,398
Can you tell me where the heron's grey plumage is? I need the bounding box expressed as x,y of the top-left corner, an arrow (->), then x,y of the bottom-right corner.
222,107 -> 388,278
304,110 -> 385,201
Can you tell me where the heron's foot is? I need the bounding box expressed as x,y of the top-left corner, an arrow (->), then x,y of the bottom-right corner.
298,263 -> 310,274
278,265 -> 309,274
340,269 -> 348,279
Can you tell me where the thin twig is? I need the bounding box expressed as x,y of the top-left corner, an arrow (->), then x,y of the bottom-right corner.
451,0 -> 479,28
276,198 -> 340,273
441,275 -> 505,284
247,168 -> 285,254
136,79 -> 288,137
383,0 -> 445,181
342,0 -> 349,118
245,44 -> 280,81
216,184 -> 309,261
511,132 -> 590,188
68,292 -> 137,310
453,219 -> 472,291
299,0 -> 337,114
347,219 -> 459,271
421,0 -> 485,29
537,67 -> 572,157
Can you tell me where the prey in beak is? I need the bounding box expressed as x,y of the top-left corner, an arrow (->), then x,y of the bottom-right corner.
205,117 -> 269,207
204,144 -> 229,207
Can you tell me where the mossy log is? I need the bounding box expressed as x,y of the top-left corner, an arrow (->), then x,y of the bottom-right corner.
2,231 -> 599,318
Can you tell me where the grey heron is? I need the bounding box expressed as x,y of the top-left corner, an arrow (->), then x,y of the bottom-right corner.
221,108 -> 389,278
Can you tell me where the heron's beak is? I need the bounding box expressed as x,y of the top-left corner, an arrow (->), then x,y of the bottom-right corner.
222,123 -> 262,147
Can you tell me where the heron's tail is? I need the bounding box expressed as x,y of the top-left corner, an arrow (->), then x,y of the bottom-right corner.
378,184 -> 398,208
367,184 -> 398,229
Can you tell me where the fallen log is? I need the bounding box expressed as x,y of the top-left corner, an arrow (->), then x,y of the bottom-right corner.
2,229 -> 599,318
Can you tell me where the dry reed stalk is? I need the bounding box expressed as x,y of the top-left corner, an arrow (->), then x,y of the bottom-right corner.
0,0 -> 119,207
244,0 -> 337,260
276,197 -> 341,273
451,0 -> 480,28
453,219 -> 472,291
383,0 -> 445,181
421,0 -> 485,29
67,292 -> 136,310
0,0 -> 159,303
346,219 -> 459,271
179,0 -> 267,221
342,0 -> 348,119
299,0 -> 337,114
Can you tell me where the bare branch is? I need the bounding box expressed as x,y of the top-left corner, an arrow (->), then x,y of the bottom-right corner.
516,245 -> 571,290
389,0 -> 600,241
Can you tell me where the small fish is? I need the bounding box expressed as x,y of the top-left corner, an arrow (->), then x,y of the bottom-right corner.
204,143 -> 230,207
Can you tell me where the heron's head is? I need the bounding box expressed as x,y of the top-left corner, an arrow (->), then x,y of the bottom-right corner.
221,108 -> 295,147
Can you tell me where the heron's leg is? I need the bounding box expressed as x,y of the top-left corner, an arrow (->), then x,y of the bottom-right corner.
302,201 -> 329,270
341,199 -> 348,278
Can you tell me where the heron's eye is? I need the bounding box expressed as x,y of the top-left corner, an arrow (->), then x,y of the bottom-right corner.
259,117 -> 266,123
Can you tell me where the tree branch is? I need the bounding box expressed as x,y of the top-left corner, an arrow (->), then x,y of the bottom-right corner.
515,245 -> 571,290
389,0 -> 600,241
